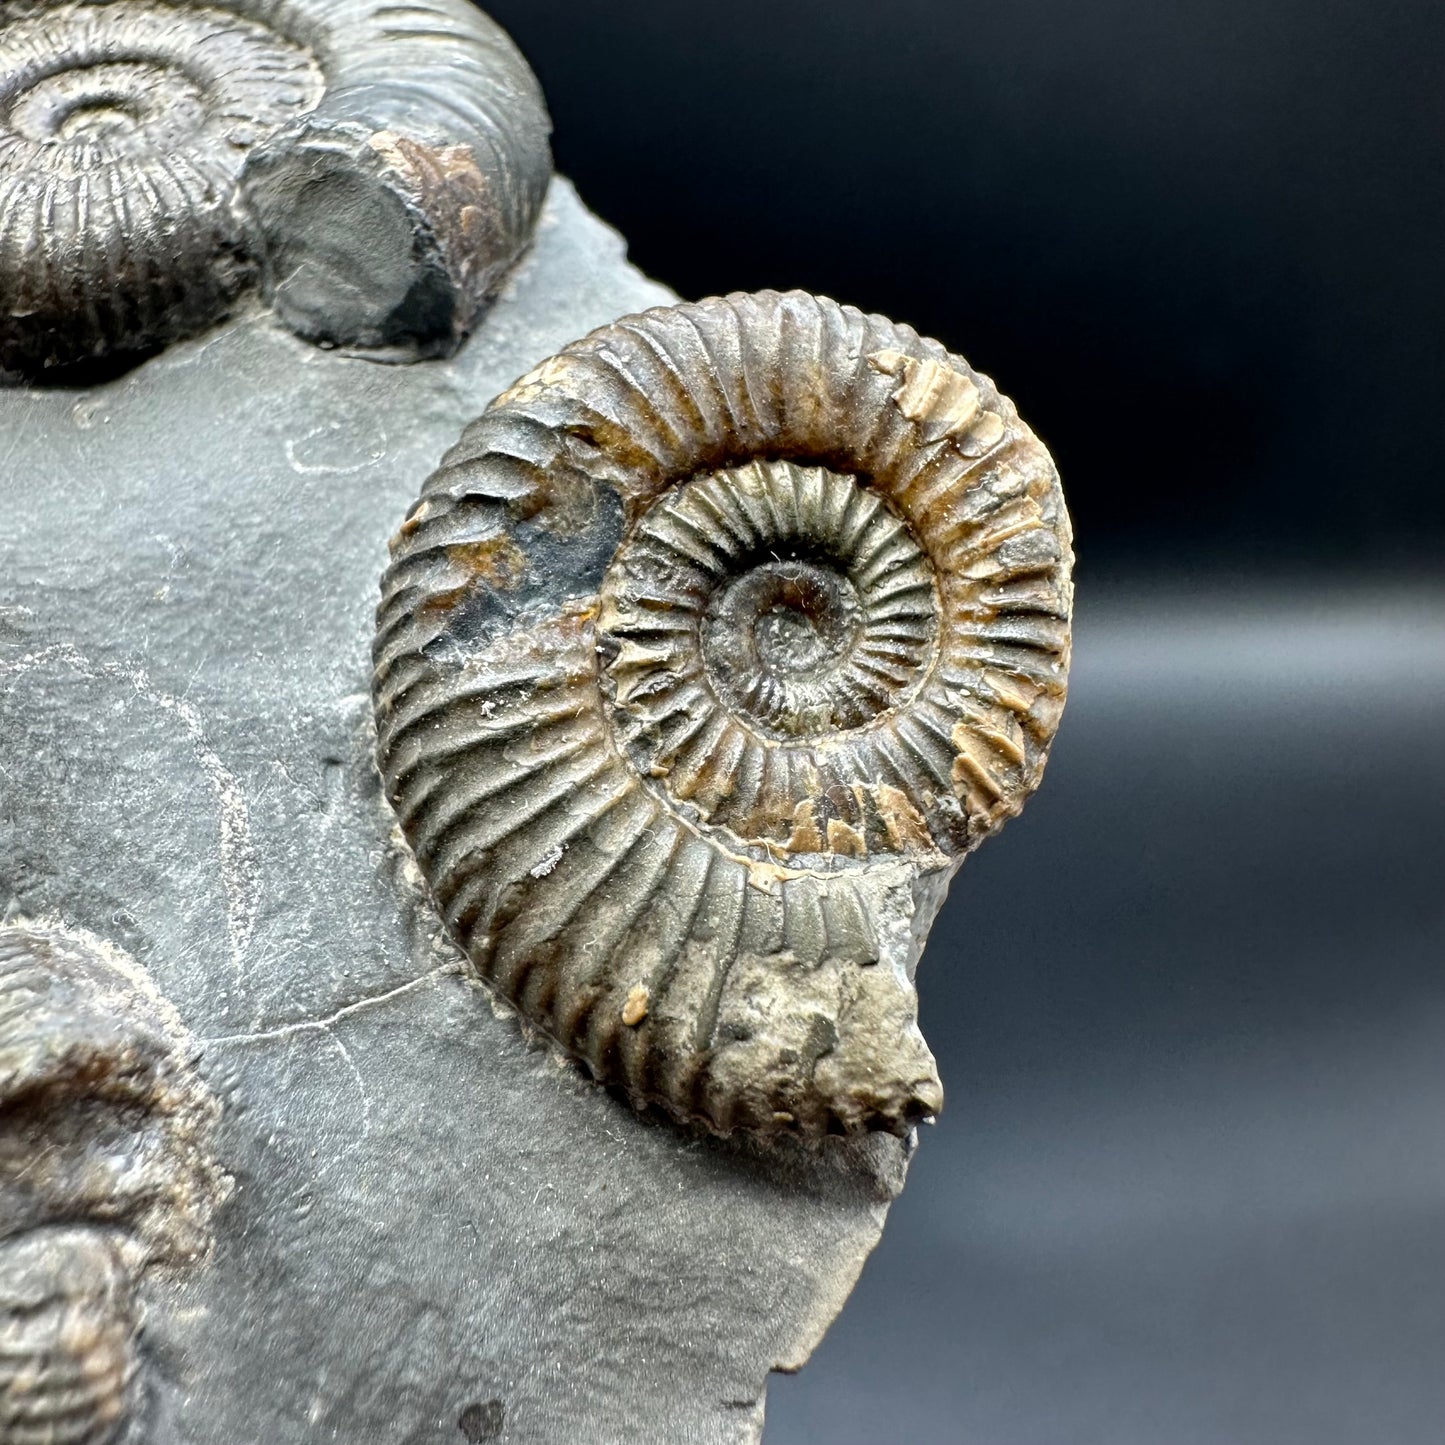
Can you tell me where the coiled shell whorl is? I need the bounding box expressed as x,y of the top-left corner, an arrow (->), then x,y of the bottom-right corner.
0,0 -> 322,374
0,922 -> 223,1259
373,291 -> 1073,1137
0,0 -> 550,374
239,0 -> 551,356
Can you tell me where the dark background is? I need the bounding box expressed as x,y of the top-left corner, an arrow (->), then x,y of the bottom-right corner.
482,3 -> 1444,1441
488,0 -> 1444,579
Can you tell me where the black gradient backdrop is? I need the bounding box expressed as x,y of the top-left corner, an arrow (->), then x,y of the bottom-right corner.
487,0 -> 1443,575
480,3 -> 1444,1440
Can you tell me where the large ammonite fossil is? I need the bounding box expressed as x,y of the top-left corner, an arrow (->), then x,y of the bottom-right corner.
374,290 -> 1073,1137
0,0 -> 550,374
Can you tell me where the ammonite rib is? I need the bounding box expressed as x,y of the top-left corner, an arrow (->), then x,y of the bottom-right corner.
0,0 -> 322,374
0,0 -> 550,375
0,922 -> 224,1258
374,290 -> 1073,1137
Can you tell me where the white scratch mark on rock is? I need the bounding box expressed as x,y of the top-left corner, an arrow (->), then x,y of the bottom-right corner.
322,1025 -> 371,1141
284,422 -> 387,476
200,964 -> 459,1046
202,965 -> 462,1152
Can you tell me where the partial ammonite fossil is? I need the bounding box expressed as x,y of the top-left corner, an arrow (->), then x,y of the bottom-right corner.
0,923 -> 224,1443
374,290 -> 1073,1137
0,0 -> 551,374
0,1229 -> 141,1445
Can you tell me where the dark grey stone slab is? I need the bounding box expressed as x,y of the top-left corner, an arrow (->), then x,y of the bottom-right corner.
0,179 -> 909,1445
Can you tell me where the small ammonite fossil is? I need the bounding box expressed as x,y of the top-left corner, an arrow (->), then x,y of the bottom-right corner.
0,0 -> 551,375
0,922 -> 225,1443
374,290 -> 1073,1137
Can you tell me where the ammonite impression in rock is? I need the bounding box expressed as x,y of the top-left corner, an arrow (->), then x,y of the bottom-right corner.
0,923 -> 224,1443
0,0 -> 551,374
374,290 -> 1073,1137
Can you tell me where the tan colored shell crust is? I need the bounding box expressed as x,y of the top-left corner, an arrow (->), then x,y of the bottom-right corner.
373,290 -> 1073,1137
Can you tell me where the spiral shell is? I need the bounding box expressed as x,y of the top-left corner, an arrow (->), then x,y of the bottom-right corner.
239,0 -> 551,355
0,1230 -> 140,1445
0,0 -> 550,375
374,290 -> 1073,1137
0,922 -> 224,1260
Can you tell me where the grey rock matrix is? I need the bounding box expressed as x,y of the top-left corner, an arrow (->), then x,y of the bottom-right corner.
0,180 -> 912,1445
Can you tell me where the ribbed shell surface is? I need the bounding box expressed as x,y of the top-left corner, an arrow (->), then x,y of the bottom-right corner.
0,925 -> 225,1445
238,0 -> 551,353
0,0 -> 550,373
0,0 -> 322,372
374,290 -> 1073,1136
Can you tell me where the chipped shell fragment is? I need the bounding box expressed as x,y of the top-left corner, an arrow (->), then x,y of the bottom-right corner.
373,289 -> 1073,1138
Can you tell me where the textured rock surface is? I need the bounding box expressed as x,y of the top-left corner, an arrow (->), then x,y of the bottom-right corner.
0,180 -> 909,1444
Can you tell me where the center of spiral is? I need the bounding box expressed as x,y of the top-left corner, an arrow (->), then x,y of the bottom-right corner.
748,564 -> 858,672
0,3 -> 326,170
9,60 -> 206,150
600,457 -> 941,811
59,95 -> 139,139
704,559 -> 866,735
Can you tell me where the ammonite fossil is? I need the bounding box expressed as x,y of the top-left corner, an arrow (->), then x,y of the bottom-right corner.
241,0 -> 551,354
0,0 -> 550,374
0,922 -> 223,1257
374,290 -> 1073,1137
0,923 -> 224,1443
